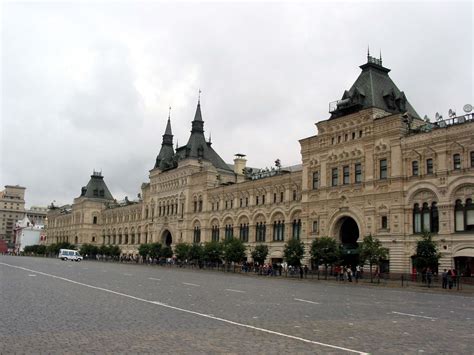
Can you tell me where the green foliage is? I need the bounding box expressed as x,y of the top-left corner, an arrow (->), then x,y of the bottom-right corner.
222,238 -> 246,263
251,244 -> 269,265
161,246 -> 173,259
188,243 -> 204,263
108,245 -> 121,257
359,235 -> 388,266
203,241 -> 223,263
138,244 -> 151,258
310,237 -> 340,267
283,238 -> 305,267
174,243 -> 191,261
98,245 -> 109,255
412,232 -> 441,270
148,243 -> 162,259
23,245 -> 46,255
79,244 -> 99,257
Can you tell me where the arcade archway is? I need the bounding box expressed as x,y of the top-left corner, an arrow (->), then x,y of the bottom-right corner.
162,230 -> 172,247
338,216 -> 360,267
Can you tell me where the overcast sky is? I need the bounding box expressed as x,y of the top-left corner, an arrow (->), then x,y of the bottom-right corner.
1,0 -> 472,208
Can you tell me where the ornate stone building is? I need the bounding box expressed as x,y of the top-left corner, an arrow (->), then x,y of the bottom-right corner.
47,56 -> 474,274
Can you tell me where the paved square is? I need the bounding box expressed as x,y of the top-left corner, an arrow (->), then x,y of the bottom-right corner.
1,256 -> 473,354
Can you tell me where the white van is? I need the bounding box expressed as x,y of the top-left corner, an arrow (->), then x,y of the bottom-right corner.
58,249 -> 83,261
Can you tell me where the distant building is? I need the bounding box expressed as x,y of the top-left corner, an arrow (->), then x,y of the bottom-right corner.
0,185 -> 26,250
26,206 -> 48,227
14,216 -> 45,253
46,56 -> 474,274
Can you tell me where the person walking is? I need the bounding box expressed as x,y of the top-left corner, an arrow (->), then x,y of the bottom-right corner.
299,265 -> 304,279
442,269 -> 448,289
426,268 -> 433,288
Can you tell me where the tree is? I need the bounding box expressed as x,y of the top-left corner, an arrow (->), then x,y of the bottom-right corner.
79,244 -> 99,258
108,245 -> 121,257
359,235 -> 389,282
412,232 -> 441,272
203,241 -> 223,264
174,243 -> 190,262
148,243 -> 162,259
188,243 -> 204,265
251,244 -> 269,265
222,238 -> 246,267
283,238 -> 305,267
138,244 -> 151,259
310,237 -> 340,278
161,246 -> 173,259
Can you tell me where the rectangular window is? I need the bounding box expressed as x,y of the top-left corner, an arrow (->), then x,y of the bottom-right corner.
426,158 -> 433,174
355,163 -> 362,183
273,193 -> 277,203
332,168 -> 338,186
256,196 -> 259,205
453,154 -> 461,170
380,159 -> 387,179
312,171 -> 319,189
262,195 -> 265,204
412,161 -> 419,176
381,216 -> 388,229
352,132 -> 356,139
280,192 -> 284,202
312,221 -> 318,234
471,152 -> 474,167
455,210 -> 465,232
343,166 -> 350,185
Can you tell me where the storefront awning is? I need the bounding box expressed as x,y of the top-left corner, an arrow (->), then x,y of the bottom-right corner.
453,248 -> 474,258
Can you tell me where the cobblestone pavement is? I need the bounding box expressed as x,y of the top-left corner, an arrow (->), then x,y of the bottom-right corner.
1,256 -> 473,354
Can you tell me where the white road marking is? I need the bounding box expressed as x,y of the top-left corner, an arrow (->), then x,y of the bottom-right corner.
148,277 -> 161,281
28,274 -> 36,277
0,262 -> 368,355
123,273 -> 132,276
182,282 -> 200,287
225,288 -> 245,293
391,311 -> 436,320
294,298 -> 320,305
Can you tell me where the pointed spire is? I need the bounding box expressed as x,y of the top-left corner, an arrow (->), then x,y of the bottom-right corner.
208,132 -> 212,144
176,139 -> 179,150
367,45 -> 370,59
165,106 -> 172,135
198,89 -> 201,104
379,49 -> 383,65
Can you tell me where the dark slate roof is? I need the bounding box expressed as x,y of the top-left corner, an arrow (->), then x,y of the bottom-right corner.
176,102 -> 232,172
79,172 -> 114,200
330,56 -> 420,119
154,118 -> 176,171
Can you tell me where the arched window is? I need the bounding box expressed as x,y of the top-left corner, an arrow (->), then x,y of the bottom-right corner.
292,219 -> 301,239
422,203 -> 431,232
453,154 -> 461,170
413,203 -> 421,233
211,225 -> 220,241
239,224 -> 249,242
273,220 -> 285,241
431,202 -> 439,233
193,226 -> 201,243
225,225 -> 233,240
256,222 -> 266,242
467,199 -> 474,231
455,199 -> 465,232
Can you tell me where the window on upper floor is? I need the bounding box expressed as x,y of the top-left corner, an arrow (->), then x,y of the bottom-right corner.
93,216 -> 97,224
256,196 -> 259,206
426,158 -> 433,175
280,192 -> 284,202
332,168 -> 338,186
413,202 -> 438,234
355,163 -> 362,183
453,154 -> 461,170
273,193 -> 277,203
312,171 -> 319,190
455,199 -> 474,232
352,132 -> 356,139
470,151 -> 474,167
292,219 -> 301,240
343,165 -> 350,185
262,195 -> 265,204
380,159 -> 387,179
293,190 -> 297,201
312,220 -> 318,234
412,161 -> 419,176
381,216 -> 388,229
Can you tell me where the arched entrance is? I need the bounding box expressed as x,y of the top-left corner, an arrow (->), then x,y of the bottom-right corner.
162,230 -> 172,247
338,217 -> 360,267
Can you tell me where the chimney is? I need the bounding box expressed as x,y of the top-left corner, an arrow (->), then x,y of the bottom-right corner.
234,154 -> 247,182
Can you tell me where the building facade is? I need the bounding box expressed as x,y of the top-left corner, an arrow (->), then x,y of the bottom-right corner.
0,185 -> 26,249
46,57 -> 474,274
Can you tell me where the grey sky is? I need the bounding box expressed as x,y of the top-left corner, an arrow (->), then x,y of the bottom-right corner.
1,1 -> 472,207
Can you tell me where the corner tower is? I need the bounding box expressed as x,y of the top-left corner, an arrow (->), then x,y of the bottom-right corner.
176,99 -> 232,173
154,111 -> 176,171
329,52 -> 420,119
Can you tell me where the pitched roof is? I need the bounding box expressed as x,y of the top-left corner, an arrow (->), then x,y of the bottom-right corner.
330,56 -> 420,119
79,172 -> 114,200
176,102 -> 232,172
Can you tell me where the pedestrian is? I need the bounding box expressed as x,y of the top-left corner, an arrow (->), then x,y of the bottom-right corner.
442,269 -> 448,289
299,266 -> 304,279
355,265 -> 361,283
304,265 -> 309,278
447,269 -> 453,289
426,268 -> 433,288
347,267 -> 353,282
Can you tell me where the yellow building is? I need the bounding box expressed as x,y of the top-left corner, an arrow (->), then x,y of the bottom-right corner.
47,56 -> 474,274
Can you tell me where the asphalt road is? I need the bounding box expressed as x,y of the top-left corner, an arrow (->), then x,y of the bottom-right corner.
1,255 -> 473,354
